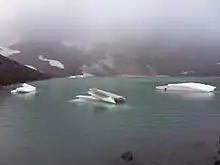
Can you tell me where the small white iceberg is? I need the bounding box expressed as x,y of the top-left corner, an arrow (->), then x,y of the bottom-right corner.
69,75 -> 84,79
11,83 -> 36,94
156,82 -> 216,92
69,73 -> 93,79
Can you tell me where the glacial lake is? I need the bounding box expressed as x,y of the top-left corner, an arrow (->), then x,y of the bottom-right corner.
1,77 -> 220,165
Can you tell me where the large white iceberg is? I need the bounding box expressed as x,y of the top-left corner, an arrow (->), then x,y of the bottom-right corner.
156,82 -> 216,92
11,83 -> 36,94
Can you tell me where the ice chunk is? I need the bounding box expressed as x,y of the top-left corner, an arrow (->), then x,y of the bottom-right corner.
11,83 -> 36,94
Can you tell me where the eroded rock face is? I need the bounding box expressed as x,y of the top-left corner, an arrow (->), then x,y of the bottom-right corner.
0,54 -> 51,86
9,42 -> 88,76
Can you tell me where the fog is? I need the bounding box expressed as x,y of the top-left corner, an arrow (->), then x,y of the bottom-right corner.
0,0 -> 219,44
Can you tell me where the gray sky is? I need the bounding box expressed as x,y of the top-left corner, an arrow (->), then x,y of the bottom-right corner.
0,0 -> 219,44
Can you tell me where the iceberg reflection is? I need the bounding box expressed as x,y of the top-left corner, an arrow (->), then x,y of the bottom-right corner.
14,91 -> 37,100
69,98 -> 130,114
69,98 -> 116,110
157,90 -> 215,100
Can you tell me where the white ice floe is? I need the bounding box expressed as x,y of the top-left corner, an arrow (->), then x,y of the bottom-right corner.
25,65 -> 37,71
156,82 -> 216,92
38,55 -> 64,69
11,83 -> 36,94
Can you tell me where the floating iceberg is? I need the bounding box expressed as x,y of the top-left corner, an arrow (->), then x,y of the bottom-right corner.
11,83 -> 36,94
69,75 -> 84,78
69,73 -> 93,79
76,88 -> 126,104
156,82 -> 216,92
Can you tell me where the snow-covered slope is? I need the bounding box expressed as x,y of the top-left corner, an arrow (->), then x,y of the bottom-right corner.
0,55 -> 50,86
0,46 -> 20,56
38,55 -> 64,69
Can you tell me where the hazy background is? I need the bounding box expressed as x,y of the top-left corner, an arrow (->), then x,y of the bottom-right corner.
0,0 -> 219,45
1,0 -> 220,77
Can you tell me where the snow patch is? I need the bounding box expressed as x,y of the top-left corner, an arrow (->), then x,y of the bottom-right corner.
38,55 -> 64,69
25,65 -> 37,71
181,70 -> 195,75
0,46 -> 21,56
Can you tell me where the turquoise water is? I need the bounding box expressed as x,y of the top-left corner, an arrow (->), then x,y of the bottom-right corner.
1,77 -> 220,165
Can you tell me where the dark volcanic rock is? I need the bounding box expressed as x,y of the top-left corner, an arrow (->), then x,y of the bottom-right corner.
121,151 -> 134,163
0,54 -> 51,86
214,160 -> 220,165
